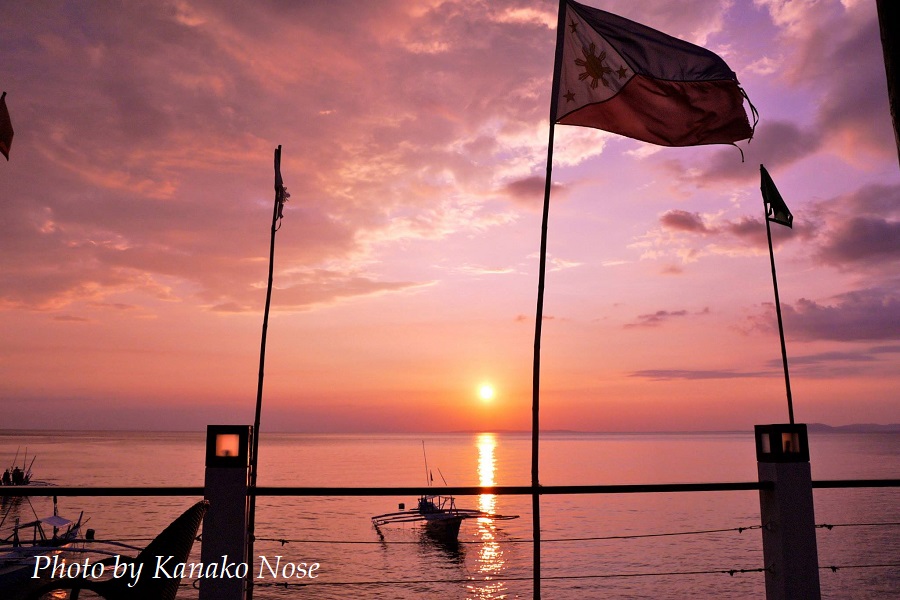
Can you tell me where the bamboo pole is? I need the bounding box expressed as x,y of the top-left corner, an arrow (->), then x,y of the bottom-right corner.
246,145 -> 287,600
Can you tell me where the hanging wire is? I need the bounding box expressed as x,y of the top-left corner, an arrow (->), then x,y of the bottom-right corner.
173,558 -> 900,591
253,519 -> 900,547
235,566 -> 773,589
822,563 -> 900,573
817,521 -> 900,530
255,523 -> 764,546
41,519 -> 891,554
205,562 -> 900,589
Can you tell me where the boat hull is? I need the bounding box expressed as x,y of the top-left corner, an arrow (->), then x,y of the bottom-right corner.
0,561 -> 48,600
422,514 -> 463,541
0,546 -> 74,600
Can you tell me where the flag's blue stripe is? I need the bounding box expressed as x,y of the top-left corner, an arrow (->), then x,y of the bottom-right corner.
568,0 -> 739,83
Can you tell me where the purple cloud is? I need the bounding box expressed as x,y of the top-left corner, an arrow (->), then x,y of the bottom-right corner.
751,287 -> 900,342
630,369 -> 771,380
659,210 -> 710,233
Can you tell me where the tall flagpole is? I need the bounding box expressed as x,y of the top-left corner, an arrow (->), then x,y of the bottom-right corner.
764,200 -> 794,424
531,3 -> 567,598
247,145 -> 288,600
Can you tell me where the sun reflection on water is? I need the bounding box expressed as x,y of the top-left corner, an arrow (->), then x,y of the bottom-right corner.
468,432 -> 508,599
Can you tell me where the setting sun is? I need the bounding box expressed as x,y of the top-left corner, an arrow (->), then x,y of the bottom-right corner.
478,384 -> 495,401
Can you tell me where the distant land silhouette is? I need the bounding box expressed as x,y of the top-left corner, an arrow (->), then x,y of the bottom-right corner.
449,424 -> 900,435
806,423 -> 900,433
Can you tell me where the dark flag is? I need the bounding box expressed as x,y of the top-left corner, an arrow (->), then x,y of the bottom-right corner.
553,0 -> 755,147
760,165 -> 793,228
0,92 -> 13,161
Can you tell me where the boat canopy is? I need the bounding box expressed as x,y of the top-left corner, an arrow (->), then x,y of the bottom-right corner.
40,516 -> 72,528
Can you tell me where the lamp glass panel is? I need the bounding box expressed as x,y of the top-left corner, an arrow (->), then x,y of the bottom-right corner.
782,432 -> 799,453
215,434 -> 241,457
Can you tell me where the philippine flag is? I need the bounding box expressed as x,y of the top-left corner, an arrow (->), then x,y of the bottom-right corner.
553,1 -> 754,147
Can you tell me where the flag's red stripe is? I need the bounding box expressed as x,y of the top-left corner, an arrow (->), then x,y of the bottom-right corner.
557,74 -> 752,147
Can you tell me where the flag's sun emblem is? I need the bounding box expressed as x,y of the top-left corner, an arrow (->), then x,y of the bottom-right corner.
575,42 -> 624,89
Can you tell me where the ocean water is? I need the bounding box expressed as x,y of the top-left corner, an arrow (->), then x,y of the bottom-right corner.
1,430 -> 898,599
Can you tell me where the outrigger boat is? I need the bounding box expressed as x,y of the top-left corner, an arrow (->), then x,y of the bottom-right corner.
372,443 -> 518,542
0,499 -> 88,595
372,493 -> 517,542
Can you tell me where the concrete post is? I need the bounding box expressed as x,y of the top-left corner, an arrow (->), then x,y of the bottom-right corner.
200,425 -> 252,600
755,424 -> 821,600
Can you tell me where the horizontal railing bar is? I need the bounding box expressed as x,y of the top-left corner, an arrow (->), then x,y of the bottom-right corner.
0,487 -> 205,497
0,483 -> 762,497
2,479 -> 896,498
812,479 -> 900,488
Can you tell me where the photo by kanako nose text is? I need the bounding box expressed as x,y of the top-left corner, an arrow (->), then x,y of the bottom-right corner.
32,554 -> 319,587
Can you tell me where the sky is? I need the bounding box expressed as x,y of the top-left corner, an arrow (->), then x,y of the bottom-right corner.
1,0 -> 898,433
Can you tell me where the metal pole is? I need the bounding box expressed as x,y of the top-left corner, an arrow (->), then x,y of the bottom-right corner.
531,128 -> 552,600
247,145 -> 285,600
764,210 -> 794,424
530,4 -> 567,597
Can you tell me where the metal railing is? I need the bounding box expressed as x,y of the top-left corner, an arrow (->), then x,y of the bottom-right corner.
3,479 -> 897,597
3,478 -> 899,498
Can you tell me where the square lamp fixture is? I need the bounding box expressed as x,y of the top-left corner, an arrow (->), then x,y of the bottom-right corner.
754,423 -> 810,463
205,425 -> 251,468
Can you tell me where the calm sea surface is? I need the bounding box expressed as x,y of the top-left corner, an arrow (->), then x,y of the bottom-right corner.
1,430 -> 898,599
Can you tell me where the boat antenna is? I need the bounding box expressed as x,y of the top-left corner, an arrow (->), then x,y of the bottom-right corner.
437,467 -> 448,486
422,441 -> 430,486
52,495 -> 59,538
12,446 -> 19,469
